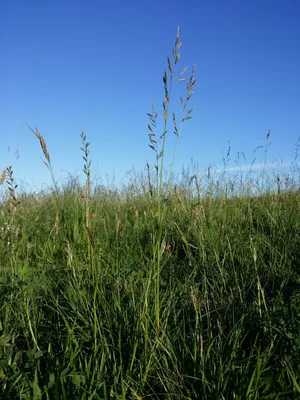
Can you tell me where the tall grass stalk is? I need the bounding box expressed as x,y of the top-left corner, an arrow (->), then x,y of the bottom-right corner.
80,130 -> 92,228
147,28 -> 196,332
28,125 -> 59,199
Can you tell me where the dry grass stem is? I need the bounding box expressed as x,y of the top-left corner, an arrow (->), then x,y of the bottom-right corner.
27,125 -> 51,165
0,168 -> 7,185
86,225 -> 95,248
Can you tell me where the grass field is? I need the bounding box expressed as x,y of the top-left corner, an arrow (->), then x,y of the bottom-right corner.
1,30 -> 300,399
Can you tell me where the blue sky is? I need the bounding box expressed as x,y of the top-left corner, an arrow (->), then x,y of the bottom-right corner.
1,0 -> 299,192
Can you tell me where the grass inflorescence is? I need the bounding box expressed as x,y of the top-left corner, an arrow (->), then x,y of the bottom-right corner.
0,29 -> 300,399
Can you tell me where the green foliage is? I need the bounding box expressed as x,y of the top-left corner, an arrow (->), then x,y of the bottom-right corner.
0,184 -> 300,399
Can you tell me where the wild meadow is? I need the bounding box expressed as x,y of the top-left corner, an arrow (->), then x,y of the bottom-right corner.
1,30 -> 300,399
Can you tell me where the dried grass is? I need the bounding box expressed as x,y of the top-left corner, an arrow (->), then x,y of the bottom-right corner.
27,125 -> 51,167
0,168 -> 7,185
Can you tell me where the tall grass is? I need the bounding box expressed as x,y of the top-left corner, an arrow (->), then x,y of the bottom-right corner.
147,27 -> 196,333
0,29 -> 300,399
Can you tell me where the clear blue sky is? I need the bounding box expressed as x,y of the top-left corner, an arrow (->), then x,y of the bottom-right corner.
1,0 -> 299,192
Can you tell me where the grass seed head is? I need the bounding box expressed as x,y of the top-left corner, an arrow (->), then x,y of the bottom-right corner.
28,125 -> 51,164
0,169 -> 7,185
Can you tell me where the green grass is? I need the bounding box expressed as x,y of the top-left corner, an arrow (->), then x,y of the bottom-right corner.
1,29 -> 300,399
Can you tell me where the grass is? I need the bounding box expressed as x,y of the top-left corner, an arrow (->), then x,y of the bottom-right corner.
1,29 -> 300,399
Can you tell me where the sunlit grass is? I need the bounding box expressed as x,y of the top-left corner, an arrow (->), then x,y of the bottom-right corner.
0,29 -> 300,399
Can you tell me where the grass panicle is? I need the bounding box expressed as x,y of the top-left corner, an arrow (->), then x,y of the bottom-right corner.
5,166 -> 20,211
28,125 -> 59,198
0,168 -> 7,185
